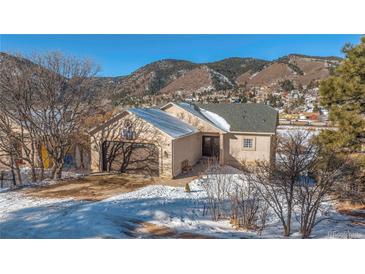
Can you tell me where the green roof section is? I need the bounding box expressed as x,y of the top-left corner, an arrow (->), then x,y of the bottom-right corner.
196,103 -> 278,133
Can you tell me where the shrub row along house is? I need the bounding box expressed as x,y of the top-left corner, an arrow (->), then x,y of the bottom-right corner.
89,102 -> 278,178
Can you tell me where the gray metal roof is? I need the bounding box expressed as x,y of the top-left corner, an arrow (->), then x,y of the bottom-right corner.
177,102 -> 220,128
129,108 -> 198,139
196,103 -> 278,133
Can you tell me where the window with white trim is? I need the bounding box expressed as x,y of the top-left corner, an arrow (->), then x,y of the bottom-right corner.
243,138 -> 253,149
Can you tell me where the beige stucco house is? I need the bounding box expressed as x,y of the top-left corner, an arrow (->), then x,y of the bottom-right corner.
89,102 -> 278,178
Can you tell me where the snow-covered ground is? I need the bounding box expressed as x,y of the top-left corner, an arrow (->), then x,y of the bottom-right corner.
0,180 -> 253,239
277,127 -> 322,136
0,176 -> 364,239
0,167 -> 84,188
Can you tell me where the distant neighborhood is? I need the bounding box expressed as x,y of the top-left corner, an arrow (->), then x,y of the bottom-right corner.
93,54 -> 339,128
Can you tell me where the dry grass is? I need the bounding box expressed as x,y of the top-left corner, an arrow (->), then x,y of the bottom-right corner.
24,173 -> 157,201
336,201 -> 365,219
135,222 -> 217,239
159,175 -> 198,188
22,167 -> 202,201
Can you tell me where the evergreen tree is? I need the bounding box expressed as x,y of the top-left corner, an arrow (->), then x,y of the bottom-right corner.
318,37 -> 365,153
313,103 -> 319,113
280,79 -> 295,91
184,183 -> 191,193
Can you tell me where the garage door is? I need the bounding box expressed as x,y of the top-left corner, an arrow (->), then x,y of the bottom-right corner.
101,141 -> 159,176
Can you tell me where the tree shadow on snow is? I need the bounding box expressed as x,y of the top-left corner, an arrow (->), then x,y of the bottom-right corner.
0,195 -> 255,239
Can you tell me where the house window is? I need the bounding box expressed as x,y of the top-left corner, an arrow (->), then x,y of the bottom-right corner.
121,119 -> 135,140
243,138 -> 254,149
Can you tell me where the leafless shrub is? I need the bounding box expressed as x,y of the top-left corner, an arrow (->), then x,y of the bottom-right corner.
200,162 -> 269,233
229,181 -> 268,231
201,173 -> 231,221
257,202 -> 270,236
294,152 -> 361,238
200,162 -> 232,221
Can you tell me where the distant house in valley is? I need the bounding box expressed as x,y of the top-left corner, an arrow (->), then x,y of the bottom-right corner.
0,119 -> 89,172
89,102 -> 278,178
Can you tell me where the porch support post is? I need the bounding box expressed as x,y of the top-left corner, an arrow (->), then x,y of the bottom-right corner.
219,133 -> 225,166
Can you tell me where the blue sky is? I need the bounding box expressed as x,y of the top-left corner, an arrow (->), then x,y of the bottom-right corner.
0,34 -> 361,77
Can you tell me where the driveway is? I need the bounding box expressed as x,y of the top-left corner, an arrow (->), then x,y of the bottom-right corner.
23,173 -> 157,201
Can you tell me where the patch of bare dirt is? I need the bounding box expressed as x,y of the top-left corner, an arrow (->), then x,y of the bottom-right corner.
23,174 -> 157,201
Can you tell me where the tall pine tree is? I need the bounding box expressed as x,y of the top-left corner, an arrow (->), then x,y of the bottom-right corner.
319,37 -> 365,155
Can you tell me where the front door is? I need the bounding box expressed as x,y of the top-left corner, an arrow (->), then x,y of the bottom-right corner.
202,136 -> 220,158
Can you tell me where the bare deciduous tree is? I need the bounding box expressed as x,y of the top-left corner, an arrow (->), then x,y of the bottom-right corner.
242,131 -> 353,238
295,152 -> 359,238
0,113 -> 23,185
0,55 -> 42,182
0,52 -> 100,179
242,131 -> 317,236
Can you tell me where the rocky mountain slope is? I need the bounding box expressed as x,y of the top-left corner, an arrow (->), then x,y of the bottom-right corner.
1,52 -> 342,100
236,54 -> 340,87
110,54 -> 340,99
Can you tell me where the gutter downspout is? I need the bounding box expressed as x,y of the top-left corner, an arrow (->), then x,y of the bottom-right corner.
171,139 -> 174,178
219,132 -> 225,166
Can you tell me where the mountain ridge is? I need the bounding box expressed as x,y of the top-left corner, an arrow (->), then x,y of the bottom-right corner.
0,51 -> 342,102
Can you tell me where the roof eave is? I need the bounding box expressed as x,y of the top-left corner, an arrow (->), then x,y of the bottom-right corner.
165,102 -> 227,133
229,131 -> 276,135
88,110 -> 129,135
171,130 -> 200,140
